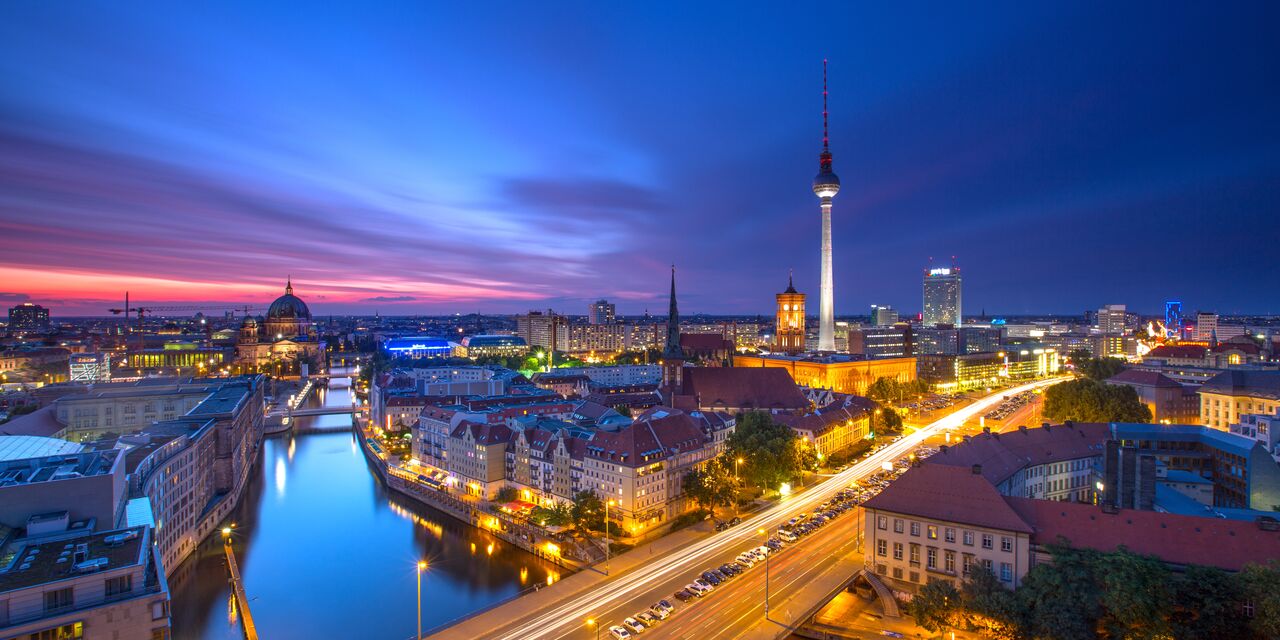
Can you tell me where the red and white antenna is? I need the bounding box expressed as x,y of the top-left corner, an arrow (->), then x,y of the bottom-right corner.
822,59 -> 830,151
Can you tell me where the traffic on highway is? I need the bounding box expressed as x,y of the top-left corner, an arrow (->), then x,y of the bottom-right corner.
490,377 -> 1070,640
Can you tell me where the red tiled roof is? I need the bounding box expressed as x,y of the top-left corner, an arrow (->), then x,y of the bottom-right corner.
1107,369 -> 1183,388
774,396 -> 874,436
1005,498 -> 1280,572
927,422 -> 1109,485
680,333 -> 732,352
449,420 -> 512,445
1145,345 -> 1208,360
679,367 -> 809,410
584,409 -> 707,467
861,464 -> 1034,533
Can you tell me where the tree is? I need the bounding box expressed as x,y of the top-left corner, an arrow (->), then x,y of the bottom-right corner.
1043,378 -> 1152,423
1240,560 -> 1280,639
867,377 -> 903,405
960,565 -> 1021,640
875,407 -> 904,434
682,456 -> 736,519
1079,356 -> 1128,381
1168,565 -> 1247,640
570,490 -> 605,532
727,412 -> 807,491
1095,548 -> 1173,639
909,578 -> 962,633
494,486 -> 519,503
1015,545 -> 1103,640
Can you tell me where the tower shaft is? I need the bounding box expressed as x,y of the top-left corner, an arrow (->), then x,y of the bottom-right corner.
818,201 -> 835,351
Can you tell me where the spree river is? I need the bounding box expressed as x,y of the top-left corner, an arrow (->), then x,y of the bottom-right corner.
169,372 -> 561,640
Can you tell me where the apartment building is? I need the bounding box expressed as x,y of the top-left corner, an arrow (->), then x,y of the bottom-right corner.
0,526 -> 171,640
927,422 -> 1109,502
864,464 -> 1034,592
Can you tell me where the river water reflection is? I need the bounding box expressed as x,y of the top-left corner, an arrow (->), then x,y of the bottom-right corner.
169,373 -> 560,639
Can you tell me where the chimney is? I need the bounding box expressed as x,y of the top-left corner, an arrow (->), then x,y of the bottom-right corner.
1041,422 -> 1050,429
971,464 -> 983,476
982,426 -> 991,435
1065,420 -> 1075,429
1019,425 -> 1028,433
938,445 -> 949,453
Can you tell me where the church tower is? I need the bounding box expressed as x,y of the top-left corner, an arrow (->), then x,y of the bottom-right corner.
774,271 -> 806,355
660,266 -> 685,393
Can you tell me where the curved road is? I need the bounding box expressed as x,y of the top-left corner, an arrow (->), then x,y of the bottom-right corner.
469,377 -> 1068,640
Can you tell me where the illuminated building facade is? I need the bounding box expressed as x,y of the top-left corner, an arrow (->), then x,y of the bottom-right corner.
922,267 -> 961,327
235,280 -> 325,374
68,352 -> 112,382
1098,304 -> 1127,335
870,305 -> 898,326
460,334 -> 528,358
773,274 -> 806,355
733,353 -> 917,396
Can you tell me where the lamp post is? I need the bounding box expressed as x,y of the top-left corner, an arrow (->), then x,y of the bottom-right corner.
416,560 -> 426,640
604,498 -> 616,575
758,527 -> 770,619
586,618 -> 599,640
734,457 -> 744,516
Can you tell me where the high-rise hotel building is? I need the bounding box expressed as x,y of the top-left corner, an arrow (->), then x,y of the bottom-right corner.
922,266 -> 962,327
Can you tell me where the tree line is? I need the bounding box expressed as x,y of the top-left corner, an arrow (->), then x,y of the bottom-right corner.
908,544 -> 1280,640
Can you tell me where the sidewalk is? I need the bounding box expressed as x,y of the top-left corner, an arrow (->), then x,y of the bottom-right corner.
427,518 -> 720,639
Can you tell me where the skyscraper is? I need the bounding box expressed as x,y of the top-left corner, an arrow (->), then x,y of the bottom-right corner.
774,272 -> 806,355
1098,304 -> 1127,335
588,299 -> 615,325
922,267 -> 962,327
813,60 -> 841,352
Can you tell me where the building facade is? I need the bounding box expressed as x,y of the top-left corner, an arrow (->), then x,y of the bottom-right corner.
922,267 -> 961,327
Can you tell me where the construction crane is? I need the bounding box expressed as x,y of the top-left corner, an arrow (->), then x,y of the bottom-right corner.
108,292 -> 260,360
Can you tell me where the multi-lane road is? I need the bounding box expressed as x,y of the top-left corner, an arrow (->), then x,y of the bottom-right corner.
436,377 -> 1068,640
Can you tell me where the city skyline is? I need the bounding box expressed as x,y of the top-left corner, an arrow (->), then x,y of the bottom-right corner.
3,3 -> 1280,316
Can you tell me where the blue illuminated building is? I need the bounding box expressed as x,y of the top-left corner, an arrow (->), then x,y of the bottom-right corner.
382,336 -> 456,358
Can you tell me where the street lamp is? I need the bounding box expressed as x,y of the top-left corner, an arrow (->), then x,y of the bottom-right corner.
734,457 -> 744,516
758,527 -> 770,619
604,498 -> 616,575
586,618 -> 599,640
416,560 -> 427,640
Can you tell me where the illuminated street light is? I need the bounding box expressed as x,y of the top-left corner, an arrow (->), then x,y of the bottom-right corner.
416,560 -> 427,640
758,527 -> 771,619
586,618 -> 599,640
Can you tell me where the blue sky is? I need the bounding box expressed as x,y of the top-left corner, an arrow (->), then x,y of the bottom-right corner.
1,2 -> 1277,316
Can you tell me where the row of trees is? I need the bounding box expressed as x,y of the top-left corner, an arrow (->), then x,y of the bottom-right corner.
1067,349 -> 1129,381
683,412 -> 819,517
1042,378 -> 1152,423
909,545 -> 1280,640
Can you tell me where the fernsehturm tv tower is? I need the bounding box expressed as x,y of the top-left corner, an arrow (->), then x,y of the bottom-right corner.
813,59 -> 841,352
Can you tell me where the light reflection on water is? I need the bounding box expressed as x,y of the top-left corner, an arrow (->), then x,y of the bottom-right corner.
168,372 -> 561,640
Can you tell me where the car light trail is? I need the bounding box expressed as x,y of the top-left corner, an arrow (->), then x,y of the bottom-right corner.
491,377 -> 1068,640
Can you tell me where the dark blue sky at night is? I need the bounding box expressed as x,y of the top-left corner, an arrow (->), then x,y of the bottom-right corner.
2,2 -> 1278,316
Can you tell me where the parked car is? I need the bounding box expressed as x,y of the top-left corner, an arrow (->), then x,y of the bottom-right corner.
622,617 -> 646,634
656,600 -> 675,615
609,626 -> 632,640
673,589 -> 694,602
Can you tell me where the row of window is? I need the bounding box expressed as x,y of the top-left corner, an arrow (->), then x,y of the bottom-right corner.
876,516 -> 1013,552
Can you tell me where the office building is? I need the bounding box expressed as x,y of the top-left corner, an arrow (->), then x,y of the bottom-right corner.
68,353 -> 112,383
848,325 -> 912,359
1231,410 -> 1280,464
1164,301 -> 1183,337
1098,304 -> 1127,335
587,300 -> 615,325
870,305 -> 898,327
7,303 -> 51,333
1195,311 -> 1218,342
922,267 -> 962,327
773,274 -> 806,355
